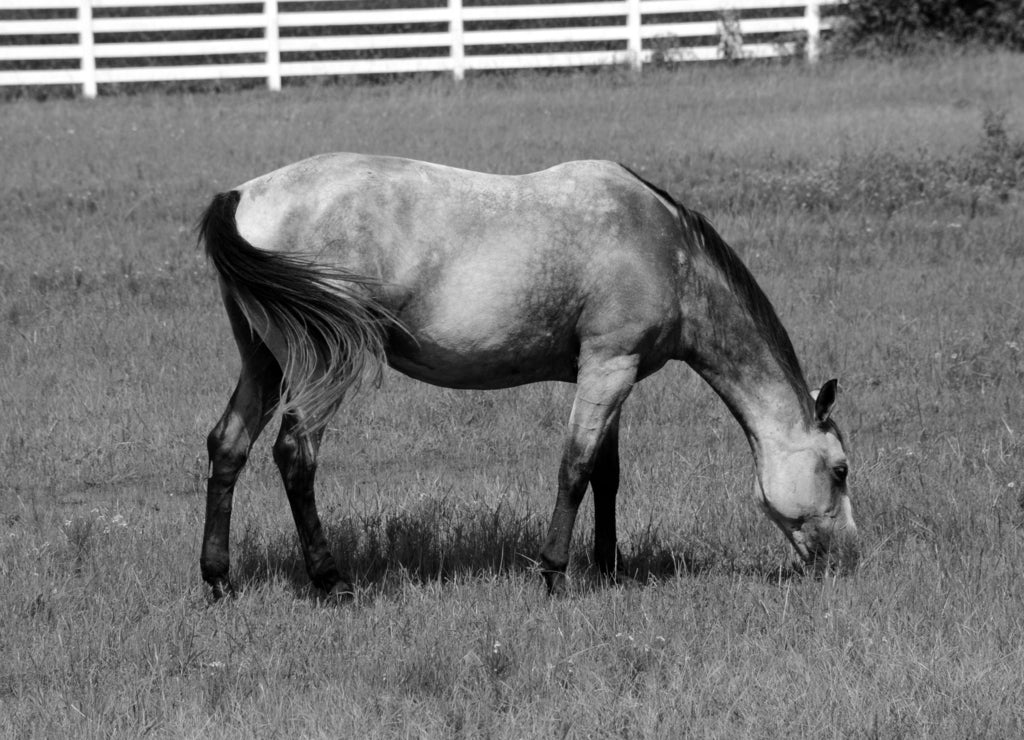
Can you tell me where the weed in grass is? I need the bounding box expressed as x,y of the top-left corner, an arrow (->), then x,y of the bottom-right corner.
970,107 -> 1024,196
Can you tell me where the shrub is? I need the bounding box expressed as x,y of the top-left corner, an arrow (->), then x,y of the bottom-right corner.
833,0 -> 1024,55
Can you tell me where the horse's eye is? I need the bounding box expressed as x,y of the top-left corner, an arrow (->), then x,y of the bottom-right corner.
832,464 -> 849,485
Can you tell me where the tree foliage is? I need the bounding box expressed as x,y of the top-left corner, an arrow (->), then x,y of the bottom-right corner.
835,0 -> 1024,53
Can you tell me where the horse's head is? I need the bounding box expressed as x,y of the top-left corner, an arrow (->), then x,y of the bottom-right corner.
755,379 -> 859,573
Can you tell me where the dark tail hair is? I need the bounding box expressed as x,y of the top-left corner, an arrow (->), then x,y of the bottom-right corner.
197,191 -> 400,433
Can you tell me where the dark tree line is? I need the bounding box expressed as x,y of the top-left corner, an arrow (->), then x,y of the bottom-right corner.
836,0 -> 1024,53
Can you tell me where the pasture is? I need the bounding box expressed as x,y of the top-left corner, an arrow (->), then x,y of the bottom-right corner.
2,52 -> 1024,737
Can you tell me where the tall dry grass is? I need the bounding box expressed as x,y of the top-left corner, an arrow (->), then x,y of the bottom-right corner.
1,52 -> 1023,737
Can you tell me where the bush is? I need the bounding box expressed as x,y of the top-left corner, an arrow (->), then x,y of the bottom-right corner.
834,0 -> 1024,54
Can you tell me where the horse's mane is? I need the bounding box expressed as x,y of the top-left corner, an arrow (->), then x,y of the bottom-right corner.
618,164 -> 813,414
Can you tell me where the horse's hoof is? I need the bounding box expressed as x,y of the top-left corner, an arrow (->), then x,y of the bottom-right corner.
209,579 -> 235,601
609,572 -> 642,589
543,570 -> 570,596
320,582 -> 356,605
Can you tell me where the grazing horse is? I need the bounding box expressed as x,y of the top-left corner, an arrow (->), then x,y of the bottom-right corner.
197,154 -> 858,599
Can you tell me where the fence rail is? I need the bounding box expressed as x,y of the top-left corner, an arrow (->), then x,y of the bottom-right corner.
1,0 -> 842,97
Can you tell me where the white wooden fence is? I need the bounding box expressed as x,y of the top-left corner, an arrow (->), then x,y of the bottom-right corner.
1,0 -> 841,98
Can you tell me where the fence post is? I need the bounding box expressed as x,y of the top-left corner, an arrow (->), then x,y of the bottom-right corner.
266,0 -> 282,91
79,0 -> 97,98
805,0 -> 821,63
625,0 -> 642,74
449,0 -> 465,81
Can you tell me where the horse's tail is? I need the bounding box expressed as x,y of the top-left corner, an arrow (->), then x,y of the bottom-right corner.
197,190 -> 399,434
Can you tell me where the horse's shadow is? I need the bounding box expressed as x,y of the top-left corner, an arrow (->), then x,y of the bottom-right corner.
226,503 -> 806,603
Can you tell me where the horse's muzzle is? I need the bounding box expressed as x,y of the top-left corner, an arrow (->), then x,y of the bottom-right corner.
793,514 -> 860,574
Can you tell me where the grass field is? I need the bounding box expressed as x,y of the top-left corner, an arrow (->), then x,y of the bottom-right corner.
2,52 -> 1024,737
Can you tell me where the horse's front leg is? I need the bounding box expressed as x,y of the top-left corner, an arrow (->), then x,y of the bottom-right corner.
539,353 -> 637,595
273,413 -> 353,600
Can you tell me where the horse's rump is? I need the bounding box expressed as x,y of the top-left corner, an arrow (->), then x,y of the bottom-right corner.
198,190 -> 398,432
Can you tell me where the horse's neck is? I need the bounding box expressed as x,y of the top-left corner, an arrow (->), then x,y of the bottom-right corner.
678,253 -> 810,453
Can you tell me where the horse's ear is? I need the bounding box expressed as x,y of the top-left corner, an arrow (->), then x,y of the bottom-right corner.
813,379 -> 838,424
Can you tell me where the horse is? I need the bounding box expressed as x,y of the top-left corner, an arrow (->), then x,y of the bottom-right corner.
197,153 -> 858,600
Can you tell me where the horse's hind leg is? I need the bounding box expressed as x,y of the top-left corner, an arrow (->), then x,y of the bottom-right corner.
591,413 -> 624,577
539,352 -> 638,595
202,338 -> 281,599
272,412 -> 352,599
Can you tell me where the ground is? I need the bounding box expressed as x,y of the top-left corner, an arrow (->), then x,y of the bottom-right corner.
1,52 -> 1023,737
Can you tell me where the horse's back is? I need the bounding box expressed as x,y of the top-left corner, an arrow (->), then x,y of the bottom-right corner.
235,153 -> 671,253
231,154 -> 683,388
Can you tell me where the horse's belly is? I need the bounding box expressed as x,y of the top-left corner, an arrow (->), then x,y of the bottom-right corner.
386,321 -> 578,389
381,254 -> 585,387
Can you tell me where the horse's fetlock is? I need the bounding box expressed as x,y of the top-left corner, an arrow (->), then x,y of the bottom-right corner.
201,558 -> 232,601
539,550 -> 569,575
